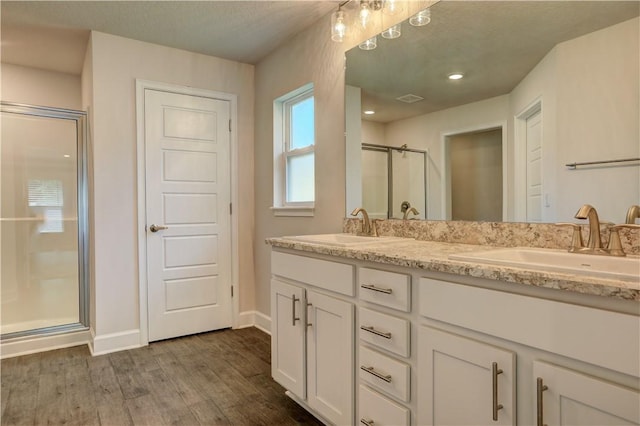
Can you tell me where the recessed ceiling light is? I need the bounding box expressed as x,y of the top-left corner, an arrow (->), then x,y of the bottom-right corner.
364,110 -> 375,115
448,73 -> 464,80
63,154 -> 71,158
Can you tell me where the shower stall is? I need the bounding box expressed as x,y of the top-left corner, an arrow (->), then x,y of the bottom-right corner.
361,143 -> 427,220
1,103 -> 89,340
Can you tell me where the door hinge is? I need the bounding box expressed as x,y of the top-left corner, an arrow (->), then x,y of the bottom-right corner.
231,286 -> 234,298
229,203 -> 233,215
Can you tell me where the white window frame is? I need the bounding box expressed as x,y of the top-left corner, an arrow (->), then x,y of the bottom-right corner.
272,83 -> 315,217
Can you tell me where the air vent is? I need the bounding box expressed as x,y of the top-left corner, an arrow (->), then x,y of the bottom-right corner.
395,94 -> 424,104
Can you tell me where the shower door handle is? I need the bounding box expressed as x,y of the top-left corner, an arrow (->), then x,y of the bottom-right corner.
149,224 -> 168,233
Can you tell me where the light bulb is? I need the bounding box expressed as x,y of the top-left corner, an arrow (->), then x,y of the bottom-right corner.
409,8 -> 431,26
331,9 -> 346,42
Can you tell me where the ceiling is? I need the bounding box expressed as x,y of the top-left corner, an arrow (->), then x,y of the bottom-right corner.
0,1 -> 338,74
346,1 -> 640,123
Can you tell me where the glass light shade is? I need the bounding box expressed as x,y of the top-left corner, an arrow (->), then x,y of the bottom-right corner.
359,1 -> 371,28
409,8 -> 431,26
381,23 -> 401,39
359,36 -> 377,51
383,0 -> 403,16
331,10 -> 346,42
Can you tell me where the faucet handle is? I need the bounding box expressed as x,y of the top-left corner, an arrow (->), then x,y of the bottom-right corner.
605,224 -> 640,257
555,223 -> 584,252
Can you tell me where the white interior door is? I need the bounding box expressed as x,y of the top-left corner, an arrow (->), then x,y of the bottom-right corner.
144,89 -> 232,342
526,110 -> 543,222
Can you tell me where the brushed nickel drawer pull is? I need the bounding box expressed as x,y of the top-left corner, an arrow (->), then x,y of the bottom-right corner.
306,303 -> 313,327
360,325 -> 392,339
536,377 -> 548,426
360,418 -> 375,426
492,362 -> 504,421
361,284 -> 393,294
291,295 -> 300,326
360,365 -> 392,383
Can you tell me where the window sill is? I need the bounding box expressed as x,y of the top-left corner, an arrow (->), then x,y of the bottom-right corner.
271,206 -> 315,217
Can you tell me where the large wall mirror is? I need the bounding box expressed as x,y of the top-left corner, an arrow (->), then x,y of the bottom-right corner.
345,1 -> 639,224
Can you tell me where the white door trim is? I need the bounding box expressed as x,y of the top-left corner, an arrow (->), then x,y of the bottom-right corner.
440,121 -> 508,220
135,79 -> 239,346
514,97 -> 543,222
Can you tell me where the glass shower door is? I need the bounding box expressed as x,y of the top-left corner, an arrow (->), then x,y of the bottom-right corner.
1,104 -> 88,338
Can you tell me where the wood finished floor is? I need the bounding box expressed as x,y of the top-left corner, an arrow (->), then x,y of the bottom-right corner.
0,327 -> 324,425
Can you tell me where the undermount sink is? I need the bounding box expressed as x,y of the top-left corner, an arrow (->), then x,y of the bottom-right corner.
449,247 -> 640,283
282,233 -> 411,247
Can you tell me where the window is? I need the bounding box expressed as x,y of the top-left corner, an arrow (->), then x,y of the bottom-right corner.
28,179 -> 64,233
273,84 -> 315,216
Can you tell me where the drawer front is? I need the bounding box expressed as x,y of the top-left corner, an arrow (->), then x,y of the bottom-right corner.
359,307 -> 410,358
271,251 -> 354,296
359,345 -> 410,402
359,385 -> 410,426
359,267 -> 410,312
419,277 -> 640,378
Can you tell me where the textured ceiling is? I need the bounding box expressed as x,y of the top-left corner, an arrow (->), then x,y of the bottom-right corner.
1,1 -> 338,73
346,1 -> 640,123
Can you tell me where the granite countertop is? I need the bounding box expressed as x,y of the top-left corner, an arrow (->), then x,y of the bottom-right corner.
266,237 -> 640,302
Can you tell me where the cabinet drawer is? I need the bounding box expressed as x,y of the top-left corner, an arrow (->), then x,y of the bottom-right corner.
359,345 -> 410,402
271,251 -> 354,296
359,267 -> 410,312
359,307 -> 410,358
420,277 -> 640,377
359,385 -> 409,426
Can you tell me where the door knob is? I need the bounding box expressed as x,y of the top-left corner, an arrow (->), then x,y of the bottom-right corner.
149,224 -> 168,233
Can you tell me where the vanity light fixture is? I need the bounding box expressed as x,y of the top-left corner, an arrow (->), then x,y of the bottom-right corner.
409,8 -> 431,26
331,1 -> 431,47
448,72 -> 464,80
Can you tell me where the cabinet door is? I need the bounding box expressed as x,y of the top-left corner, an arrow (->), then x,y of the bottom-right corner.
271,279 -> 306,399
533,361 -> 640,426
307,290 -> 354,425
418,326 -> 516,426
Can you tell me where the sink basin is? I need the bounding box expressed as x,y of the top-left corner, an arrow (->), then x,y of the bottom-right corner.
449,247 -> 640,283
282,233 -> 411,247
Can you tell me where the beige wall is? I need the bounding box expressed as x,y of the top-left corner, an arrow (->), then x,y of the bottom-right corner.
384,95 -> 510,219
254,14 -> 346,316
88,32 -> 255,342
1,63 -> 82,110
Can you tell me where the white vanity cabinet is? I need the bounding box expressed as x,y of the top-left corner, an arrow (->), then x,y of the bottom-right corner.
418,326 -> 516,425
271,252 -> 355,425
418,277 -> 640,426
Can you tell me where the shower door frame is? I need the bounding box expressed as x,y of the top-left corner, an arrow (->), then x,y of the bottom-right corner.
1,102 -> 90,340
362,143 -> 428,219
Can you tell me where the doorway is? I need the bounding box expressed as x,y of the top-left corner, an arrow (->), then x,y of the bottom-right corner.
443,127 -> 505,221
136,81 -> 237,343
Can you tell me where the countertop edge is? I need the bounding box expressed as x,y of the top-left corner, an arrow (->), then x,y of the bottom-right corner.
266,238 -> 640,302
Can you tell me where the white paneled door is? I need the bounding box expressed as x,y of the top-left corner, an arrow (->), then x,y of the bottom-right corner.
144,89 -> 232,342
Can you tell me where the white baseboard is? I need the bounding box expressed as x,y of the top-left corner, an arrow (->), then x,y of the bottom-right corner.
1,329 -> 91,359
90,328 -> 142,356
236,310 -> 271,335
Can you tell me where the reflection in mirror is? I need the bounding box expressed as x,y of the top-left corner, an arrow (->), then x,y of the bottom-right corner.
345,1 -> 640,224
362,143 -> 427,219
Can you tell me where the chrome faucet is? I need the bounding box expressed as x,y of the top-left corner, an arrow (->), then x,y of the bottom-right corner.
574,204 -> 605,252
402,207 -> 420,220
351,207 -> 374,236
625,205 -> 640,224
